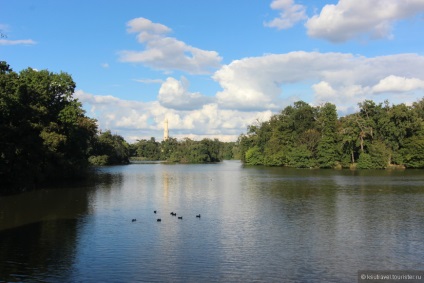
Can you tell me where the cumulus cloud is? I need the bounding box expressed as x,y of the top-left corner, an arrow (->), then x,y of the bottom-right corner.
213,51 -> 424,113
214,52 -> 349,111
158,77 -> 214,110
119,17 -> 222,74
264,0 -> 307,29
75,90 -> 270,142
373,75 -> 424,93
305,0 -> 424,42
76,51 -> 424,142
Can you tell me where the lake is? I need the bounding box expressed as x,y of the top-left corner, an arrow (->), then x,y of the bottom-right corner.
1,160 -> 424,282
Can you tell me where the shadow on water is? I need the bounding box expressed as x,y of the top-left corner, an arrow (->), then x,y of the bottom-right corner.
0,167 -> 125,282
0,219 -> 79,282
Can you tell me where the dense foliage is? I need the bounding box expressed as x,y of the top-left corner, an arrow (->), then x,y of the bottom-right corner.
0,62 -> 98,193
88,130 -> 130,165
130,137 -> 238,163
239,100 -> 424,169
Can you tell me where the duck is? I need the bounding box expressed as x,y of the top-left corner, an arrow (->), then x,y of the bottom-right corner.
170,212 -> 177,216
154,210 -> 157,214
157,218 -> 161,222
132,218 -> 136,222
178,216 -> 183,219
196,214 -> 201,218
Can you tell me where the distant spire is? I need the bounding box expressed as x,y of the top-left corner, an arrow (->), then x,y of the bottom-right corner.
164,119 -> 169,141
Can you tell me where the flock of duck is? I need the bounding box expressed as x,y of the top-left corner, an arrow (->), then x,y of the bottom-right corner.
131,211 -> 200,223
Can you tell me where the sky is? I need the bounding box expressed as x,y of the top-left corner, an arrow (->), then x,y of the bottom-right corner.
2,0 -> 424,142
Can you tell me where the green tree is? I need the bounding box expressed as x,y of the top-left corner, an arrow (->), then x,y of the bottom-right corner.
401,136 -> 424,168
239,98 -> 424,169
0,62 -> 97,192
316,103 -> 339,168
131,137 -> 160,160
160,137 -> 178,160
339,114 -> 360,166
89,130 -> 129,165
245,146 -> 263,165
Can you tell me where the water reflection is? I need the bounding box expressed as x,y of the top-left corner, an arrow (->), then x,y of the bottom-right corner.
1,161 -> 424,282
0,185 -> 93,282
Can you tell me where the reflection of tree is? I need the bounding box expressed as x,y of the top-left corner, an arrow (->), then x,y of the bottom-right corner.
0,219 -> 79,282
0,185 -> 92,281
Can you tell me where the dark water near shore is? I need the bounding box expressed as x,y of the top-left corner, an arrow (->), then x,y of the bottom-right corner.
1,160 -> 424,282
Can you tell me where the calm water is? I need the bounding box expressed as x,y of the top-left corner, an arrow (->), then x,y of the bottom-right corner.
1,160 -> 424,282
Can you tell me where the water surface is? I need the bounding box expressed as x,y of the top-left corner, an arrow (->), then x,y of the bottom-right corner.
1,161 -> 424,282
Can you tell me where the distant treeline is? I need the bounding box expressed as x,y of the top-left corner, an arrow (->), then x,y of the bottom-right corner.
0,62 -> 237,193
129,137 -> 238,163
238,100 -> 424,169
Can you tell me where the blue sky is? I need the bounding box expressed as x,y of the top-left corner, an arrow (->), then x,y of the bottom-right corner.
2,0 -> 424,142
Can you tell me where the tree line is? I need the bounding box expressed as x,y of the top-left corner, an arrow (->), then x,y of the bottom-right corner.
129,137 -> 238,163
238,100 -> 424,169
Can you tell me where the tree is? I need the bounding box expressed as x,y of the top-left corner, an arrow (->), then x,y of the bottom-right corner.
401,136 -> 424,168
245,146 -> 263,165
0,62 -> 97,192
316,103 -> 339,168
239,99 -> 424,169
131,137 -> 161,160
339,114 -> 360,165
89,130 -> 129,165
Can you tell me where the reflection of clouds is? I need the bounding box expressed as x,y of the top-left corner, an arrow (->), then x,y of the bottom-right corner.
162,171 -> 169,199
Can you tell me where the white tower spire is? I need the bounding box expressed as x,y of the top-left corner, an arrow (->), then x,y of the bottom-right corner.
163,119 -> 169,141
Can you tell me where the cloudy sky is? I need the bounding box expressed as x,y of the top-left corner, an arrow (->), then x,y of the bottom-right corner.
2,0 -> 424,142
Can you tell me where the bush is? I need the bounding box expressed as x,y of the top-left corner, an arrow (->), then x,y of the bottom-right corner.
245,146 -> 264,165
357,153 -> 373,169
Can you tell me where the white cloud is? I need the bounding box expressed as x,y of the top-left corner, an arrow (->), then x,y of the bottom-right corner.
119,17 -> 222,74
373,75 -> 424,93
0,39 -> 36,45
76,51 -> 424,142
75,90 -> 270,142
126,17 -> 171,35
213,51 -> 424,113
306,0 -> 424,42
312,81 -> 337,99
158,77 -> 214,110
264,0 -> 307,29
214,52 -> 348,111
